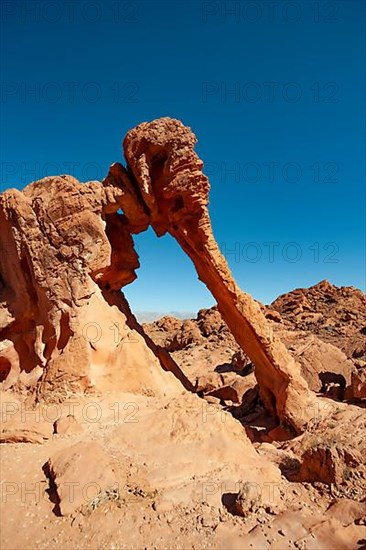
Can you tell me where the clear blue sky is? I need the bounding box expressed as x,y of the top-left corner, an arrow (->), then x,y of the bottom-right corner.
1,0 -> 365,313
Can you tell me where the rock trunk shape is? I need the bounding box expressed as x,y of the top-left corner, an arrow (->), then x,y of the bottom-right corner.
123,117 -> 314,433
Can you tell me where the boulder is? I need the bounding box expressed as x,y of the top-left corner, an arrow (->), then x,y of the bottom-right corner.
234,481 -> 264,517
349,367 -> 366,400
54,415 -> 84,435
166,320 -> 203,351
0,419 -> 53,444
294,445 -> 362,485
326,499 -> 366,526
46,441 -> 118,515
281,331 -> 356,395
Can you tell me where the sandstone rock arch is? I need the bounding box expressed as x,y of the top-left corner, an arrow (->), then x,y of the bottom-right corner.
0,117 -> 314,433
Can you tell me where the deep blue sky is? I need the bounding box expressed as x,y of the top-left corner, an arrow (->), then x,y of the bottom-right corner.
1,0 -> 365,312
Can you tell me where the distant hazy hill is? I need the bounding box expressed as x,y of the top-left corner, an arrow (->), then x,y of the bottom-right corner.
136,311 -> 196,323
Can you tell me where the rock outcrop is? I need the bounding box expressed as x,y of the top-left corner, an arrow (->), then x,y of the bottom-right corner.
145,283 -> 366,405
293,444 -> 362,485
271,280 -> 366,363
46,441 -> 118,515
0,418 -> 53,444
0,175 -> 188,399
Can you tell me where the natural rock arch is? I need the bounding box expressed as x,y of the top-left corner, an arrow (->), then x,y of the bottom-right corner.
0,117 -> 314,433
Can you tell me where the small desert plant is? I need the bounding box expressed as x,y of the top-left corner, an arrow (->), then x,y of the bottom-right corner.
88,487 -> 120,511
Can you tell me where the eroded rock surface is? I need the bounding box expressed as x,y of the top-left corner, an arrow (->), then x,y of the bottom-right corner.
146,282 -> 365,406
271,280 -> 366,363
0,174 -> 188,399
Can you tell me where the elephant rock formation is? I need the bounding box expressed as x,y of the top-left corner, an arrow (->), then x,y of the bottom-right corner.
0,117 -> 314,433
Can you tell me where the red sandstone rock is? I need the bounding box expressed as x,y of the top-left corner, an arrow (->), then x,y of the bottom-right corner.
294,444 -> 362,485
46,441 -> 119,516
349,367 -> 366,400
271,280 -> 366,362
54,415 -> 84,435
166,320 -> 203,351
280,331 -> 356,395
1,118 -> 365,550
0,419 -> 53,444
1,117 -> 363,438
206,375 -> 257,404
231,350 -> 251,372
197,307 -> 227,338
326,499 -> 366,526
0,175 -> 189,398
234,481 -> 263,517
146,288 -> 364,404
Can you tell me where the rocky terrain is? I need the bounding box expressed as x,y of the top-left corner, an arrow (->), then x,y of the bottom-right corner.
144,280 -> 366,409
0,118 -> 365,550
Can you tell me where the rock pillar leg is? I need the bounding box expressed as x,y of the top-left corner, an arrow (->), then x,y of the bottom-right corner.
169,212 -> 314,433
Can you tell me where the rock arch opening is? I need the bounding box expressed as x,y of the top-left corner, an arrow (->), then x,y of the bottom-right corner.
123,228 -> 214,320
